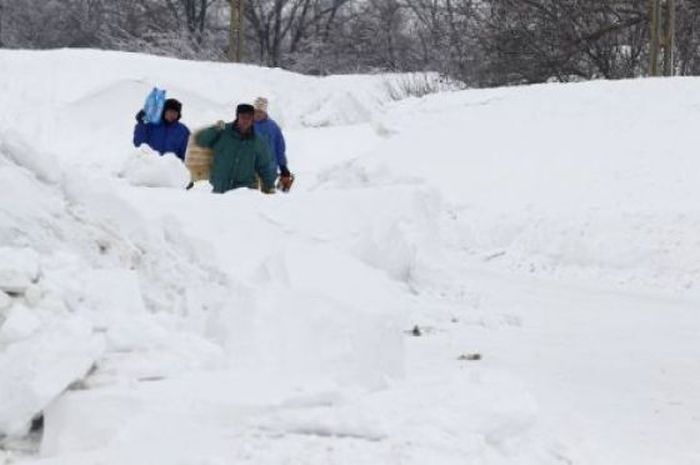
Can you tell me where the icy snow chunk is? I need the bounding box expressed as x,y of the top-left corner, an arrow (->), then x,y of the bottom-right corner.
215,245 -> 406,390
121,145 -> 190,188
0,305 -> 42,345
0,247 -> 40,294
41,371 -> 336,457
0,314 -> 104,437
0,319 -> 103,423
41,388 -> 143,456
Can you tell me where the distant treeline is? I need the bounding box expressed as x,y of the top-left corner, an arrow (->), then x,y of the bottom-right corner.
1,1 -> 697,86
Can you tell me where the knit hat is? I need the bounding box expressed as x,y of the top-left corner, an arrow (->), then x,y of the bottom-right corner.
163,98 -> 182,119
236,103 -> 255,115
254,97 -> 269,113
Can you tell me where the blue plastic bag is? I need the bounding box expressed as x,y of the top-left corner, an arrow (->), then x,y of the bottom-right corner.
143,87 -> 166,124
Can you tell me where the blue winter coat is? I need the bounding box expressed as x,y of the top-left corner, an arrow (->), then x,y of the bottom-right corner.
253,118 -> 287,172
133,120 -> 190,161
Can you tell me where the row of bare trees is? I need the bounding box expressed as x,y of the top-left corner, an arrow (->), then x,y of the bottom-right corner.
1,0 -> 699,86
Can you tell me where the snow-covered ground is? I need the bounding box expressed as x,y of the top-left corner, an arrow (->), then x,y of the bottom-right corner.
1,49 -> 699,465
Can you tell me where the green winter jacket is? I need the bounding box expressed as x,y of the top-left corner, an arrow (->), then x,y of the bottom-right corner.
196,123 -> 276,193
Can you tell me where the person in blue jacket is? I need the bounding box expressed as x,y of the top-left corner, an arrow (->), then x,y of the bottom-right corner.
253,97 -> 293,191
133,98 -> 190,162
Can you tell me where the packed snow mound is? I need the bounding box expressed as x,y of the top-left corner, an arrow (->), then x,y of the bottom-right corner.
120,146 -> 190,188
0,143 -> 228,440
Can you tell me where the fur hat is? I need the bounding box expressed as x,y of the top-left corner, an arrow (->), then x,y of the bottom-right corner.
163,98 -> 182,119
236,103 -> 255,115
254,97 -> 268,113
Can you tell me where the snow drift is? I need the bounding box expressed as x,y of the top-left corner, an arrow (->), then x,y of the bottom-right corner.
0,49 -> 698,465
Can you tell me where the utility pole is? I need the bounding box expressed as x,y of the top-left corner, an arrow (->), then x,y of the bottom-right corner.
649,0 -> 676,76
228,0 -> 244,62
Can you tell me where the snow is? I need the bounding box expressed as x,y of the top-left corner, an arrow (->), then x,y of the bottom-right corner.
0,131 -> 61,184
0,312 -> 104,437
0,49 -> 698,464
120,146 -> 190,188
0,291 -> 11,312
0,305 -> 42,345
0,247 -> 40,294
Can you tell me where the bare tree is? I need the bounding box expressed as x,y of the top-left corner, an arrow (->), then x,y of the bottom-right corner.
474,0 -> 648,85
2,0 -> 700,86
0,0 -> 4,47
228,0 -> 245,61
676,0 -> 700,75
245,0 -> 352,67
164,0 -> 221,43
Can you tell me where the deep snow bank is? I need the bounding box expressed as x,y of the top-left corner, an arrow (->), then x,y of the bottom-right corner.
334,77 -> 700,296
0,139 -> 231,440
0,50 -> 421,444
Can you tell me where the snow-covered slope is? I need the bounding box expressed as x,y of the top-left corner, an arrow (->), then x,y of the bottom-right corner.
0,49 -> 698,465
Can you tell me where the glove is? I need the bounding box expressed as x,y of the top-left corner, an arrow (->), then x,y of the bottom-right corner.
279,165 -> 291,177
277,172 -> 294,192
135,109 -> 146,123
216,120 -> 226,131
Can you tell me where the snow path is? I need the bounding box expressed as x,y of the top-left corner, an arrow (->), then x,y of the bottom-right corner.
435,268 -> 700,465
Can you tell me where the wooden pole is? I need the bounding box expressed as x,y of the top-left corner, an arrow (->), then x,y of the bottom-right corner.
238,0 -> 245,61
649,0 -> 661,76
228,0 -> 244,62
650,0 -> 676,77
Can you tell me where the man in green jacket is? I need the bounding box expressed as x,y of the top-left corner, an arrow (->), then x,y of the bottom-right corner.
196,103 -> 277,194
